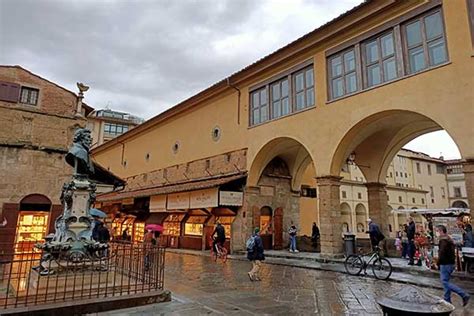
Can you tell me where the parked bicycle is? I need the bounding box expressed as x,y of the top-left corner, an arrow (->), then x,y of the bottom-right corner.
210,237 -> 228,263
344,246 -> 392,280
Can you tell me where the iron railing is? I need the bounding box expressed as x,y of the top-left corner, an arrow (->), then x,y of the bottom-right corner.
0,241 -> 165,310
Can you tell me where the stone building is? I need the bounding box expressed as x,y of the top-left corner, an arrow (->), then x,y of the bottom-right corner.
92,0 -> 474,256
86,109 -> 144,148
0,65 -> 120,255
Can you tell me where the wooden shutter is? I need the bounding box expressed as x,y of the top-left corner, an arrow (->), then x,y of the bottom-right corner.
0,81 -> 20,103
0,203 -> 20,262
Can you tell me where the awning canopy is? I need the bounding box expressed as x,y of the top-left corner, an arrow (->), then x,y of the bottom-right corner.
391,208 -> 470,216
96,172 -> 246,202
91,160 -> 126,187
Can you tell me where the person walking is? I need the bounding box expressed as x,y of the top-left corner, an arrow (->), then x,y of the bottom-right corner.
367,218 -> 384,250
212,221 -> 226,254
463,224 -> 473,248
401,225 -> 409,258
288,222 -> 298,253
311,222 -> 320,248
247,228 -> 265,281
407,217 -> 416,265
437,225 -> 470,306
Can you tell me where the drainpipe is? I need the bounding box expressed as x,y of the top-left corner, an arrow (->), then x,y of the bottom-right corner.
227,78 -> 241,125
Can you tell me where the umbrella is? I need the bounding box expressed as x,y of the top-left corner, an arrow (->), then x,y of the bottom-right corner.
145,224 -> 164,232
90,208 -> 107,218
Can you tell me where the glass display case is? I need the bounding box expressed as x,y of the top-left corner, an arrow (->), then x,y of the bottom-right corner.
15,212 -> 49,253
163,214 -> 184,236
134,221 -> 145,242
184,216 -> 207,236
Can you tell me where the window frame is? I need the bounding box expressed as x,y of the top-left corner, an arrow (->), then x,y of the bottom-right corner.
249,62 -> 315,127
401,8 -> 449,74
327,47 -> 360,99
19,86 -> 39,106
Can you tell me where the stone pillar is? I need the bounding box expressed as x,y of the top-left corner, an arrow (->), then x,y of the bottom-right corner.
463,159 -> 474,211
366,182 -> 390,236
316,176 -> 343,256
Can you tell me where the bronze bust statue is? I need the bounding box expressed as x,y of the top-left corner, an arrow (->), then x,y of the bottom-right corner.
65,128 -> 94,176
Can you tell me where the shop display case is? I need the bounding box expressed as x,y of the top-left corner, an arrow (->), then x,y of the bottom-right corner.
134,221 -> 145,242
163,214 -> 184,236
184,216 -> 207,236
214,216 -> 233,238
15,212 -> 49,253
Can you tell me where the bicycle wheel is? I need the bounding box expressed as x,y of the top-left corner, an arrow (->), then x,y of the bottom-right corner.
344,255 -> 363,276
220,247 -> 228,263
372,257 -> 392,280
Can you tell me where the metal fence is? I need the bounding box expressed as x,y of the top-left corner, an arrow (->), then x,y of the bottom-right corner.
0,241 -> 165,310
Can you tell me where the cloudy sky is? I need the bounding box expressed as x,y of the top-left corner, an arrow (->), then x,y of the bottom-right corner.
0,0 -> 460,159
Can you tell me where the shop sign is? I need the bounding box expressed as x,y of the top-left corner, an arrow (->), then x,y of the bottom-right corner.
122,198 -> 134,205
167,192 -> 190,210
219,191 -> 243,206
190,188 -> 218,209
150,195 -> 167,213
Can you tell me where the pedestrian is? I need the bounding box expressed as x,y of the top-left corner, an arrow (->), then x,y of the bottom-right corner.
463,224 -> 473,248
212,221 -> 226,254
436,225 -> 470,306
367,218 -> 384,251
247,227 -> 265,281
288,221 -> 298,252
311,222 -> 320,247
401,225 -> 409,258
407,217 -> 416,265
98,222 -> 110,243
144,230 -> 155,270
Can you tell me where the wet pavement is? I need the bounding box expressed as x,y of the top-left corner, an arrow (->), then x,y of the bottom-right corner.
98,252 -> 473,315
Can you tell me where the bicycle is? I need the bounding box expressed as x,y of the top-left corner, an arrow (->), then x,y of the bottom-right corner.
344,246 -> 392,280
210,238 -> 228,263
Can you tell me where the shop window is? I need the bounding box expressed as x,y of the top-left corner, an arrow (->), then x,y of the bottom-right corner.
328,48 -> 358,99
342,191 -> 347,199
363,31 -> 398,88
163,214 -> 184,236
20,86 -> 39,105
184,216 -> 207,236
403,10 -> 447,74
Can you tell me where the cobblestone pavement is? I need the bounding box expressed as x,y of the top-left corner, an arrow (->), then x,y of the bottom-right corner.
100,252 -> 473,316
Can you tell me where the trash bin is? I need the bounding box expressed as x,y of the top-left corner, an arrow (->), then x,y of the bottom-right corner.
376,285 -> 455,316
343,233 -> 356,256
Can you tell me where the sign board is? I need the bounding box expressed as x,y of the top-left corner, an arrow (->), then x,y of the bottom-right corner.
219,191 -> 243,206
167,192 -> 190,210
150,195 -> 167,213
432,217 -> 464,244
122,198 -> 134,205
190,188 -> 218,209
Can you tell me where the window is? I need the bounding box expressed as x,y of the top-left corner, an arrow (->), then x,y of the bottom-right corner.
403,10 -> 447,74
20,87 -> 39,105
396,172 -> 399,177
250,88 -> 268,125
328,48 -> 358,99
342,191 -> 347,199
421,198 -> 425,204
301,186 -> 317,198
0,81 -> 20,103
454,187 -> 462,198
441,187 -> 445,198
429,186 -> 434,198
436,164 -> 445,174
404,172 -> 408,178
104,123 -> 129,136
250,64 -> 314,126
398,196 -> 403,203
363,32 -> 397,88
390,172 -> 393,178
293,68 -> 314,111
358,192 -> 362,199
270,78 -> 290,119
427,164 -> 432,175
447,164 -> 463,174
416,162 -> 421,174
412,197 -> 416,203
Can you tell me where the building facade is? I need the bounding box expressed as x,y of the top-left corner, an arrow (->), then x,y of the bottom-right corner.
87,109 -> 144,148
92,0 -> 474,255
0,65 -> 92,254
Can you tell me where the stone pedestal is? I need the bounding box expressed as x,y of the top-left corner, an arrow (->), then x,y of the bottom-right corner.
463,160 -> 474,210
366,182 -> 390,236
316,176 -> 343,256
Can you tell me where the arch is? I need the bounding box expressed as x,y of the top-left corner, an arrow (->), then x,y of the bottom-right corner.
329,110 -> 465,183
248,137 -> 316,191
20,194 -> 51,205
340,202 -> 351,214
355,203 -> 367,215
452,200 -> 468,208
340,203 -> 352,233
355,203 -> 367,234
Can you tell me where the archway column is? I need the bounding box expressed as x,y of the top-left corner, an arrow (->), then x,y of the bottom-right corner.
365,182 -> 391,236
463,159 -> 474,210
316,175 -> 343,256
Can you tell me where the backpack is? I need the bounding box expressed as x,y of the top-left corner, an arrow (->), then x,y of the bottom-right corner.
246,235 -> 256,252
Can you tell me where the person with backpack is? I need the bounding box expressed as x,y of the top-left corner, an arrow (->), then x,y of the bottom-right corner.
367,218 -> 384,251
288,222 -> 298,253
247,227 -> 265,281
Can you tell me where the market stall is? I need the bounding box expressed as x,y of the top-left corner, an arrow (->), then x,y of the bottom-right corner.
180,209 -> 210,250
205,207 -> 236,252
14,211 -> 49,254
162,213 -> 185,248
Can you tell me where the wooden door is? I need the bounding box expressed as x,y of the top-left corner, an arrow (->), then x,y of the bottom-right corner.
273,207 -> 283,250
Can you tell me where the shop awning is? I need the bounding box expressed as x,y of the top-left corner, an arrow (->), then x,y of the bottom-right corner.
96,172 -> 247,203
391,208 -> 470,215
